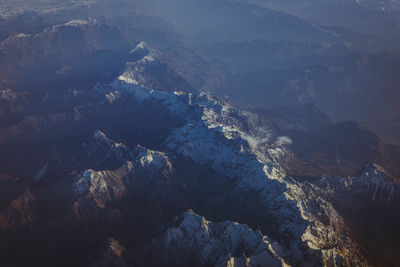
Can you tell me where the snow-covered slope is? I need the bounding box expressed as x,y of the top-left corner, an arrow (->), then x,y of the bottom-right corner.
155,210 -> 289,267
91,43 -> 400,266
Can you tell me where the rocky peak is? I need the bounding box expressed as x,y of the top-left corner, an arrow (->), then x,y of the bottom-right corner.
72,166 -> 128,201
133,145 -> 173,175
314,163 -> 400,203
73,169 -> 102,196
129,41 -> 155,62
88,130 -> 133,169
112,41 -> 193,93
160,210 -> 288,267
93,130 -> 127,151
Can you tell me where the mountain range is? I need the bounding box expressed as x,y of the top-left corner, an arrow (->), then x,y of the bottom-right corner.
0,1 -> 399,266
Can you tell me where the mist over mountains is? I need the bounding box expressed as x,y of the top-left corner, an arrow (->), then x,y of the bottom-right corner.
0,1 -> 400,266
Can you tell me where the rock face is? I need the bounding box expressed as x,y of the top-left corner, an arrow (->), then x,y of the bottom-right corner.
0,188 -> 37,230
310,164 -> 399,204
88,130 -> 134,170
133,144 -> 173,175
285,163 -> 400,267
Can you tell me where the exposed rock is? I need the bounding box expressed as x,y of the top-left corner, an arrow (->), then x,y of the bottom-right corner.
285,163 -> 400,266
88,238 -> 128,267
0,188 -> 37,230
139,210 -> 289,267
133,144 -> 173,175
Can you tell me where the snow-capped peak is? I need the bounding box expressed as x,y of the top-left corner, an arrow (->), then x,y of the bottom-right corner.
73,169 -> 108,196
133,145 -> 173,174
314,163 -> 399,202
163,210 -> 288,267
